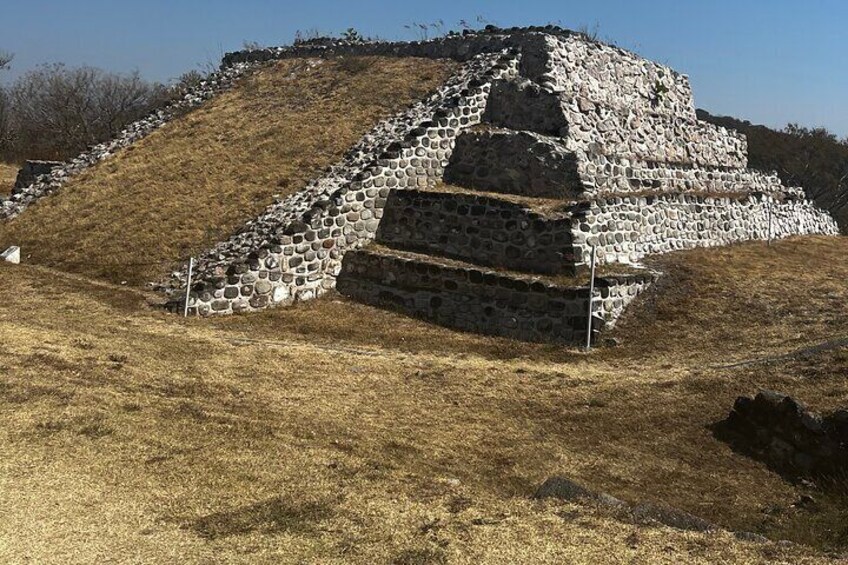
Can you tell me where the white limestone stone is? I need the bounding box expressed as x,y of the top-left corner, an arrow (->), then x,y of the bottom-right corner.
1,246 -> 20,264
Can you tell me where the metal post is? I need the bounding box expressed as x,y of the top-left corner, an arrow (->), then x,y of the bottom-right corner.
183,257 -> 194,317
767,198 -> 772,246
585,245 -> 597,350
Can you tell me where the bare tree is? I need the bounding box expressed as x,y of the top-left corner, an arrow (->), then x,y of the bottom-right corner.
7,64 -> 165,160
0,52 -> 12,157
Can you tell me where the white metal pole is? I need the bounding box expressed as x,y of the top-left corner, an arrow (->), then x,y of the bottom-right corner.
585,245 -> 597,350
183,257 -> 194,318
767,198 -> 772,246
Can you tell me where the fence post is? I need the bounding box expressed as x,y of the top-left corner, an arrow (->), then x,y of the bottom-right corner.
585,245 -> 597,351
183,257 -> 194,318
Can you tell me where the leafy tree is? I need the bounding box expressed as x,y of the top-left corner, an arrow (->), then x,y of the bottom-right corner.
341,28 -> 365,43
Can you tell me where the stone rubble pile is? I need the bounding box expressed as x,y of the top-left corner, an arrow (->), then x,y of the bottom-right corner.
13,160 -> 63,190
534,476 -> 721,534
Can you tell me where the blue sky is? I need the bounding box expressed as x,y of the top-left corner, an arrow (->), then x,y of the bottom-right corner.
1,0 -> 846,137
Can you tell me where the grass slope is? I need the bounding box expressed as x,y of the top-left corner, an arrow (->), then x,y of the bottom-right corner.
0,57 -> 456,286
1,236 -> 847,563
0,162 -> 17,198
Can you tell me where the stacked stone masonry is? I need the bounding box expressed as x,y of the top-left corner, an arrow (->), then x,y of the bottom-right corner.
376,189 -> 576,274
177,27 -> 837,345
337,247 -> 655,344
2,25 -> 834,342
715,391 -> 848,479
446,128 -> 790,200
571,192 -> 837,265
13,160 -> 63,190
577,154 -> 796,198
483,78 -> 748,169
444,130 -> 582,198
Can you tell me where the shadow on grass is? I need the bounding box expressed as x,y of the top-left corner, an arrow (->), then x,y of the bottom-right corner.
190,496 -> 333,540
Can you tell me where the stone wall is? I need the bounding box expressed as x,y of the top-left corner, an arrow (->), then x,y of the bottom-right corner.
444,129 -> 787,201
571,192 -> 839,265
376,189 -> 575,274
577,154 -> 794,198
336,247 -> 655,343
715,391 -> 848,479
596,273 -> 657,326
539,34 -> 696,120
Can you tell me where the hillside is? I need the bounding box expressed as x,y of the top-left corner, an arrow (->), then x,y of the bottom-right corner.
0,57 -> 456,285
698,110 -> 848,233
1,236 -> 847,563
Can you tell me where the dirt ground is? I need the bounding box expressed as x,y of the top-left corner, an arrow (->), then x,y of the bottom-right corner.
1,235 -> 847,563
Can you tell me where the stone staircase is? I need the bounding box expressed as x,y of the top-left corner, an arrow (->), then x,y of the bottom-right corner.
337,121 -> 661,344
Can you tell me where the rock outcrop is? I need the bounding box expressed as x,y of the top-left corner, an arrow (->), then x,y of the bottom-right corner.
715,390 -> 848,479
534,476 -> 720,533
13,161 -> 62,190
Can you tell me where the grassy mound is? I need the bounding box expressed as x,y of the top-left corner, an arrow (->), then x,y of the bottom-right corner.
0,236 -> 846,562
0,57 -> 456,285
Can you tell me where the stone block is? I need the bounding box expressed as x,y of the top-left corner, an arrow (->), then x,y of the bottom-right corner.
1,246 -> 20,264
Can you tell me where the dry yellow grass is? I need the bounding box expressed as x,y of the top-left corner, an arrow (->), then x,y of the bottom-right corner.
0,235 -> 847,563
0,162 -> 17,197
0,57 -> 456,286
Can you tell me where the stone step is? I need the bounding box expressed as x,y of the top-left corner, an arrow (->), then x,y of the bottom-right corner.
570,191 -> 838,265
336,245 -> 656,344
443,127 -> 796,201
483,78 -> 748,169
443,129 -> 583,198
375,188 -> 577,274
577,154 -> 796,199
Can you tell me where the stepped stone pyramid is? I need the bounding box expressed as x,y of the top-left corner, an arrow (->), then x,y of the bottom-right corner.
177,28 -> 836,344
